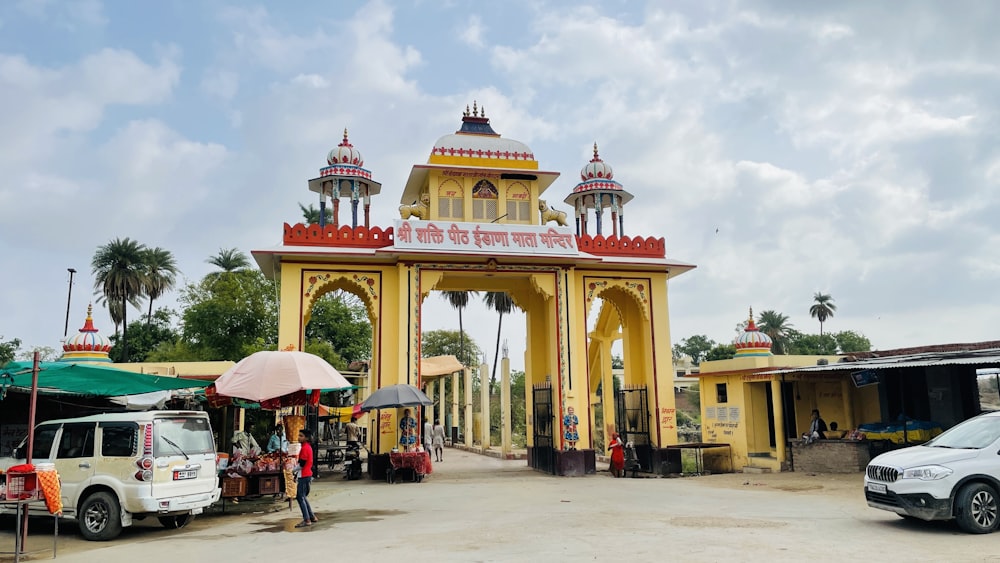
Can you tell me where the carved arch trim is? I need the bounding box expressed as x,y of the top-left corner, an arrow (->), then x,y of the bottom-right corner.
583,278 -> 650,322
302,271 -> 381,326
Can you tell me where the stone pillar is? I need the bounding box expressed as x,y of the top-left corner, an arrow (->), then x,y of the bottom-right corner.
595,194 -> 603,235
332,197 -> 341,229
600,339 -> 616,442
480,362 -> 490,449
364,189 -> 371,228
771,379 -> 786,469
426,383 -> 435,433
351,180 -> 360,228
464,367 -> 473,447
319,198 -> 327,228
452,371 -> 460,443
438,377 -> 446,425
501,356 -> 512,455
841,378 -> 855,429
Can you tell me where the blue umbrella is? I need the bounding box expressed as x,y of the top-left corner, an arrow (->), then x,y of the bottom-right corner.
360,384 -> 432,412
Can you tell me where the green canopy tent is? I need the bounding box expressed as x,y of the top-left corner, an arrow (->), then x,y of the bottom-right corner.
0,361 -> 209,397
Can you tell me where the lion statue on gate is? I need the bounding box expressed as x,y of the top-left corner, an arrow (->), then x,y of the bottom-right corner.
399,192 -> 430,220
538,200 -> 569,227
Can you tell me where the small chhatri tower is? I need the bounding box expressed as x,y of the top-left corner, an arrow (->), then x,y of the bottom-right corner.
59,304 -> 113,363
309,129 -> 382,229
564,143 -> 634,237
735,308 -> 774,357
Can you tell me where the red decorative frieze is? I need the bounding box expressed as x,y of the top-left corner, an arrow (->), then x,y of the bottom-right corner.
576,234 -> 666,258
283,223 -> 394,248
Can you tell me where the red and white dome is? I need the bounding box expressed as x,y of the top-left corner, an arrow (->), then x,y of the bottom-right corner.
734,308 -> 773,357
60,304 -> 113,363
327,129 -> 364,167
580,143 -> 614,180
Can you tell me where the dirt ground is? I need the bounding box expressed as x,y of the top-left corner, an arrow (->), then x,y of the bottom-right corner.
3,449 -> 999,562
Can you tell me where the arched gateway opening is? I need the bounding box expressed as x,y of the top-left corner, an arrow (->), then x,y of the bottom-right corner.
251,106 -> 695,476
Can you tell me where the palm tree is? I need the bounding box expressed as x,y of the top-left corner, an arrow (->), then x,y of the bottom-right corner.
809,293 -> 837,335
142,247 -> 178,326
92,237 -> 148,361
483,291 -> 515,389
206,248 -> 251,273
756,310 -> 794,355
441,291 -> 478,367
299,203 -> 321,225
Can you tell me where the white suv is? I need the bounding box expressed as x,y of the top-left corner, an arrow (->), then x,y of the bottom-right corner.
1,411 -> 221,541
864,411 -> 1000,533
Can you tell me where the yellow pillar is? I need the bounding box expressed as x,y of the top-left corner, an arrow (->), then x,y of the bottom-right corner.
451,371 -> 459,442
771,379 -> 786,469
426,383 -> 434,431
601,338 -> 616,440
464,367 -> 473,447
480,362 -> 491,448
841,378 -> 855,429
501,356 -> 512,455
438,377 -> 446,426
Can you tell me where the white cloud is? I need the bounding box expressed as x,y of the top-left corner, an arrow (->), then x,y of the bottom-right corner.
16,0 -> 106,28
201,69 -> 239,101
459,15 -> 485,48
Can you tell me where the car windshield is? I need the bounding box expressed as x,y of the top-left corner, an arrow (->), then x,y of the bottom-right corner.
926,415 -> 1000,449
153,417 -> 215,457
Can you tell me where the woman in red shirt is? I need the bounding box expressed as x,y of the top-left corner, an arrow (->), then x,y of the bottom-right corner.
295,429 -> 317,527
608,431 -> 625,478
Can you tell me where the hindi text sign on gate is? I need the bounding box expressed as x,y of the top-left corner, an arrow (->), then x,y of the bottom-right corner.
393,220 -> 579,257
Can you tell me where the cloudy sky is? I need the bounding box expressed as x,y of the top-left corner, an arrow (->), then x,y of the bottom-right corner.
2,0 -> 998,369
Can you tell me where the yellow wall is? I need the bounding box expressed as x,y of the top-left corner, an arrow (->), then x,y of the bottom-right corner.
425,169 -> 540,225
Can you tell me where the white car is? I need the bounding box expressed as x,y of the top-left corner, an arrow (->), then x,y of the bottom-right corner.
1,411 -> 221,541
864,411 -> 1000,533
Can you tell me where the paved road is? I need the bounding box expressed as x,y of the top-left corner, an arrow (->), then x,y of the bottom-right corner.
3,449 -> 998,562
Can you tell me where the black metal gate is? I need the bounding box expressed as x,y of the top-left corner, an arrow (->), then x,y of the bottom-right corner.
615,385 -> 652,472
531,383 -> 555,475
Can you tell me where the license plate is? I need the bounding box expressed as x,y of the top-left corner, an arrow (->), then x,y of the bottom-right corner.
867,482 -> 887,494
174,470 -> 198,480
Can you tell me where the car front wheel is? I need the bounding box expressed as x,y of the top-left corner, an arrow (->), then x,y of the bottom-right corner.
79,491 -> 123,541
956,482 -> 999,534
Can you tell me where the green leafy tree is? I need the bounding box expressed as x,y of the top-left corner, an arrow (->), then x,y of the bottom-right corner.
441,290 -> 478,372
141,247 -> 179,327
483,292 -> 516,390
299,203 -> 321,225
705,344 -> 736,361
810,292 -> 837,335
145,339 -> 208,362
179,270 -> 278,360
611,354 -> 624,369
92,237 -> 148,361
672,335 -> 716,365
206,248 -> 251,274
16,345 -> 58,362
0,337 -> 21,366
422,329 -> 482,369
108,308 -> 179,363
787,332 -> 838,355
304,339 -> 348,371
833,330 -> 872,353
305,292 -> 372,363
756,310 -> 794,354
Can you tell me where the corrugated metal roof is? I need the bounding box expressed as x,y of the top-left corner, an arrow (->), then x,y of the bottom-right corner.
760,348 -> 1000,375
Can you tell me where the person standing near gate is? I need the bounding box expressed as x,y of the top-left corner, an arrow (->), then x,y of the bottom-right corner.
432,419 -> 446,462
608,431 -> 625,478
423,417 -> 433,454
346,416 -> 361,449
294,429 -> 317,528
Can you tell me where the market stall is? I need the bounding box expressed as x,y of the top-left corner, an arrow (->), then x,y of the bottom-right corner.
360,384 -> 433,483
211,350 -> 351,502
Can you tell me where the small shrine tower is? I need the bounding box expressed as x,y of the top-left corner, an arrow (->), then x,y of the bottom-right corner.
58,304 -> 113,363
308,129 -> 382,229
735,307 -> 774,357
563,143 -> 634,237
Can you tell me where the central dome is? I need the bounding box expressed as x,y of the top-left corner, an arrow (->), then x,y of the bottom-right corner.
734,308 -> 773,357
428,102 -> 537,168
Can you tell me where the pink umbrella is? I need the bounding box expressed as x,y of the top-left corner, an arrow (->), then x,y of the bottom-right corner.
214,350 -> 352,402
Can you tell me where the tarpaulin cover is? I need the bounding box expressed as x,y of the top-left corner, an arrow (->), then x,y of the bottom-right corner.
0,361 -> 208,397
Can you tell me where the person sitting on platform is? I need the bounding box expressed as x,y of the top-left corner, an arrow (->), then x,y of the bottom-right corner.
802,409 -> 828,444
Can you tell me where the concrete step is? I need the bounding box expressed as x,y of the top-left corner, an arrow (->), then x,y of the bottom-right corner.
742,466 -> 772,474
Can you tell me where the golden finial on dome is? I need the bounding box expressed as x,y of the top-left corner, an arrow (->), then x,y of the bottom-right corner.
749,306 -> 754,322
464,104 -> 470,117
593,142 -> 599,159
481,105 -> 486,118
86,303 -> 93,320
343,128 -> 349,140
472,100 -> 478,117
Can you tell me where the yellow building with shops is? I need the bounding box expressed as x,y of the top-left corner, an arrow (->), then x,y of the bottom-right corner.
252,104 -> 695,475
696,309 -> 880,473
